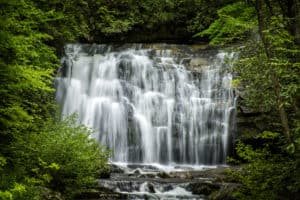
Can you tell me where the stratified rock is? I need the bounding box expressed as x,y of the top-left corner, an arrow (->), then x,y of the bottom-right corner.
157,171 -> 171,179
74,189 -> 128,200
138,173 -> 156,178
190,57 -> 209,68
169,171 -> 193,179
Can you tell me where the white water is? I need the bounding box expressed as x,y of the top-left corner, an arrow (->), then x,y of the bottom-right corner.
55,44 -> 236,165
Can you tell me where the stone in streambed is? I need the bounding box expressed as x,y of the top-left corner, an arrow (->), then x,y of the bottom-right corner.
132,168 -> 142,175
109,164 -> 125,173
147,183 -> 155,193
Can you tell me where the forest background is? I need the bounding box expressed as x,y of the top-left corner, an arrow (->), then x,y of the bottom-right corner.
0,0 -> 299,199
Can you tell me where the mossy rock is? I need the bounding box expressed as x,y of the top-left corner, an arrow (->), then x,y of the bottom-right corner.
157,171 -> 171,179
189,182 -> 220,195
209,183 -> 239,200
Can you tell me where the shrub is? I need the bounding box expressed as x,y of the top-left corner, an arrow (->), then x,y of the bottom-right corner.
10,116 -> 110,199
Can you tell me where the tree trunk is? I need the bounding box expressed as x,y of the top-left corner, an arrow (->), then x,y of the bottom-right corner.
255,0 -> 292,143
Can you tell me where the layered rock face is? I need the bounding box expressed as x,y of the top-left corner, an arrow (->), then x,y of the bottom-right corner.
55,44 -> 236,165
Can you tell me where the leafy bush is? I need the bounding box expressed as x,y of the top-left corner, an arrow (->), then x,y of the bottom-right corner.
9,117 -> 110,199
0,1 -> 112,199
227,132 -> 300,200
195,2 -> 257,45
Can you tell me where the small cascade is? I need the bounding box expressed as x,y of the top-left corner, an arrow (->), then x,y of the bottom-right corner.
99,164 -> 208,199
55,44 -> 236,165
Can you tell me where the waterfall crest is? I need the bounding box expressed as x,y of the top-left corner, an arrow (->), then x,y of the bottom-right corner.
55,44 -> 236,165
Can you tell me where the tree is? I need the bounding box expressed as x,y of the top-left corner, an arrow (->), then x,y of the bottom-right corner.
254,0 -> 295,142
228,132 -> 300,199
201,1 -> 300,198
194,1 -> 257,45
199,0 -> 300,142
0,1 -> 109,199
10,117 -> 109,198
0,0 -> 58,147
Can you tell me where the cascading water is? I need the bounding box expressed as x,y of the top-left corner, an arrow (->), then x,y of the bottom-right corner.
55,44 -> 236,165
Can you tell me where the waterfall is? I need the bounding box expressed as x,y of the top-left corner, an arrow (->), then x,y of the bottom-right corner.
55,44 -> 236,165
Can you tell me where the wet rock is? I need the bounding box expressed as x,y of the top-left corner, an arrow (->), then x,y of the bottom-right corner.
74,188 -> 128,200
127,164 -> 159,171
163,184 -> 174,191
187,167 -> 228,180
109,164 -> 125,173
157,171 -> 171,178
174,166 -> 194,170
99,170 -> 110,179
127,164 -> 144,169
188,182 -> 220,195
133,168 -> 142,175
190,57 -> 209,68
191,70 -> 202,79
169,171 -> 193,179
138,173 -> 156,178
181,57 -> 191,65
209,183 -> 240,200
147,183 -> 155,193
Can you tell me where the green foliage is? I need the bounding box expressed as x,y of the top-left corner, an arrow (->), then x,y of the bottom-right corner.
0,154 -> 40,200
233,14 -> 300,117
0,0 -> 60,140
31,0 -> 90,48
11,117 -> 109,198
208,1 -> 300,198
187,0 -> 219,34
0,183 -> 35,200
228,133 -> 300,199
0,117 -> 109,199
195,2 -> 257,45
0,0 -> 110,199
1,0 -> 233,43
82,0 -> 231,42
0,0 -> 299,199
93,4 -> 137,36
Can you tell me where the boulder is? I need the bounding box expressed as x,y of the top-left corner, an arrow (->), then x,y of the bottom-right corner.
147,183 -> 155,193
109,164 -> 125,173
133,168 -> 142,175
